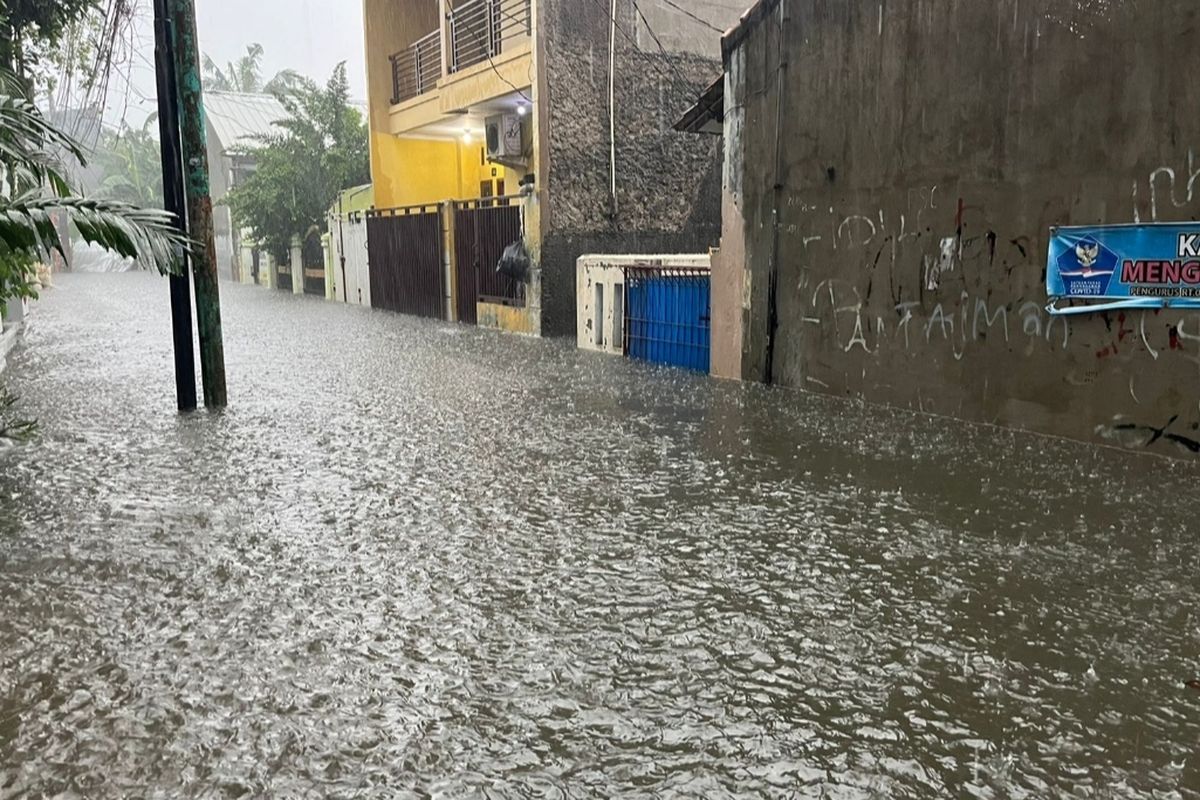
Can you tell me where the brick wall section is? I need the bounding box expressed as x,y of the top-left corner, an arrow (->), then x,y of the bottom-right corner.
538,0 -> 726,336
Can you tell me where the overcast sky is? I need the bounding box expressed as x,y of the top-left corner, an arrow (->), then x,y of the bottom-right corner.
113,0 -> 367,125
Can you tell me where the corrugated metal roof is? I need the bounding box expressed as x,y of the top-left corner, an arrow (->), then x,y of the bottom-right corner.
204,91 -> 288,154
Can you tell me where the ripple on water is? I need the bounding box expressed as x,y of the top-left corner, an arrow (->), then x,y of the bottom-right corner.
0,274 -> 1198,797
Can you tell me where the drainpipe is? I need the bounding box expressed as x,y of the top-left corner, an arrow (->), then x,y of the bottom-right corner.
764,0 -> 789,385
608,0 -> 619,219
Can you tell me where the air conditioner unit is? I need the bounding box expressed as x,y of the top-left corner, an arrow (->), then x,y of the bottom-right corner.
485,114 -> 524,161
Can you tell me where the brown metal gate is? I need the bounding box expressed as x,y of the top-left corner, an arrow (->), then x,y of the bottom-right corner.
367,205 -> 445,320
276,250 -> 293,292
302,232 -> 326,295
453,198 -> 524,325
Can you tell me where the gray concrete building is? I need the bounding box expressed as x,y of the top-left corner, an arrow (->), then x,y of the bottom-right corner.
537,0 -> 742,335
698,0 -> 1200,458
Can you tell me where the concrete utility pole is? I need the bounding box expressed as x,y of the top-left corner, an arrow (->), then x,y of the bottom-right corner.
167,0 -> 228,408
152,0 -> 197,412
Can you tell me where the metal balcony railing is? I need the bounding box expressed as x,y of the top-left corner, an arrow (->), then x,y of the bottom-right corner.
449,0 -> 532,74
390,30 -> 442,104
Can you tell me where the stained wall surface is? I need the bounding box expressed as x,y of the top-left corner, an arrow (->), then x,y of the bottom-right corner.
725,0 -> 1200,457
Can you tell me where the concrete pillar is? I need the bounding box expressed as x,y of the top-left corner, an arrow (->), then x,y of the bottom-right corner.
322,232 -> 335,300
527,0 -> 547,337
439,0 -> 451,77
264,253 -> 276,290
522,195 -> 541,337
239,243 -> 256,285
230,230 -> 243,284
290,236 -> 304,296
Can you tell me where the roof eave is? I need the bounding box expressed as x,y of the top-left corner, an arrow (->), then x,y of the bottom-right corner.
673,76 -> 726,135
722,0 -> 783,62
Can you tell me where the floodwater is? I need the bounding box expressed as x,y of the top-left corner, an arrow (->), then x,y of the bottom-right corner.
1,274 -> 1198,799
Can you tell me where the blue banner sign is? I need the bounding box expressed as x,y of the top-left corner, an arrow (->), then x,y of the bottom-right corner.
1047,223 -> 1200,315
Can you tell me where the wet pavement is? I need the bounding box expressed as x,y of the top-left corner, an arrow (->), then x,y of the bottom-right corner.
1,273 -> 1199,798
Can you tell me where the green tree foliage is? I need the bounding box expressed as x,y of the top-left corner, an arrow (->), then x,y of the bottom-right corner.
0,72 -> 188,305
226,63 -> 369,260
202,43 -> 303,96
0,0 -> 98,88
94,117 -> 164,208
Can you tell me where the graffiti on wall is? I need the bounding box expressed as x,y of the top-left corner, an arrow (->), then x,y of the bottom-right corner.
1137,149 -> 1200,223
778,185 -> 1200,455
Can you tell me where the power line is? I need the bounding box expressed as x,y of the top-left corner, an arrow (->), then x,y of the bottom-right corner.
483,52 -> 531,104
582,0 -> 700,108
451,6 -> 532,103
629,0 -> 708,106
655,0 -> 725,34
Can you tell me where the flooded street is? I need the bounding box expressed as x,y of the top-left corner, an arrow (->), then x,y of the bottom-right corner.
1,273 -> 1198,798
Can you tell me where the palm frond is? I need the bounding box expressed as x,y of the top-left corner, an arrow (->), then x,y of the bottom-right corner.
264,69 -> 305,97
0,93 -> 87,176
0,387 -> 37,443
202,55 -> 234,92
1,195 -> 188,276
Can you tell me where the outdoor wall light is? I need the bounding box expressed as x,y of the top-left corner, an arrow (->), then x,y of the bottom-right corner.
517,101 -> 528,117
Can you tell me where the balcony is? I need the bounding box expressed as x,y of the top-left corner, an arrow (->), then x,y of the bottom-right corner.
389,0 -> 532,107
390,30 -> 441,105
449,0 -> 532,74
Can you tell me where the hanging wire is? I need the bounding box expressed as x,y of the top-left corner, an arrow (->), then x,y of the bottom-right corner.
581,0 -> 703,110
654,0 -> 726,35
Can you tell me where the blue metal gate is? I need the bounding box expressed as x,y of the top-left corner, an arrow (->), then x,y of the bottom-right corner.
624,267 -> 711,373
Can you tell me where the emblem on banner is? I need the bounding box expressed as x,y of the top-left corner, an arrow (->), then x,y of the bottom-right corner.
1056,236 -> 1117,296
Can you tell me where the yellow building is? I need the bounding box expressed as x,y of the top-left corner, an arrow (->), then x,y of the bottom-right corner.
363,0 -> 749,335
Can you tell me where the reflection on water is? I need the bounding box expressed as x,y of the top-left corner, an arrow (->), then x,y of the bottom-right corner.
1,274 -> 1198,798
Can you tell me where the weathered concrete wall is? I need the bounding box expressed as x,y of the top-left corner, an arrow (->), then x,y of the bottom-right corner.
576,261 -> 626,355
730,0 -> 1200,458
710,45 -> 750,382
477,301 -> 535,335
538,0 -> 744,336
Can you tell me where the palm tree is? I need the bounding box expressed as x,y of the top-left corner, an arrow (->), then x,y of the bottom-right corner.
0,71 -> 186,305
202,43 -> 303,95
95,116 -> 165,208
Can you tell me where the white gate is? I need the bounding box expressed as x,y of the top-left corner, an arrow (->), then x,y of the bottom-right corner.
330,212 -> 371,307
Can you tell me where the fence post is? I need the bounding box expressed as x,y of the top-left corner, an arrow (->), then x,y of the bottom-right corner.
322,232 -> 335,300
443,201 -> 458,322
443,0 -> 455,74
521,198 -> 542,336
486,0 -> 497,58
